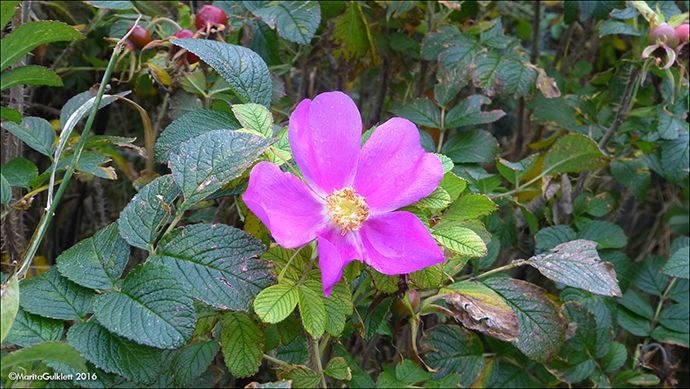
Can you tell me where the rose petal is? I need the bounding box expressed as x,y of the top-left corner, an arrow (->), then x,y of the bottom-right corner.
359,211 -> 444,275
354,118 -> 443,214
289,92 -> 362,197
244,161 -> 327,248
317,226 -> 363,297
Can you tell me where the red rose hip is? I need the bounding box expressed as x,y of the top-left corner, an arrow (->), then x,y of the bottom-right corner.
127,25 -> 151,49
172,29 -> 200,63
195,5 -> 227,30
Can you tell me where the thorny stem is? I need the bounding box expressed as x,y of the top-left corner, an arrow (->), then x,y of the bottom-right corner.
14,16 -> 142,280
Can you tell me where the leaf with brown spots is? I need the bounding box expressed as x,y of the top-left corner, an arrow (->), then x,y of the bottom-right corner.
444,281 -> 520,342
527,239 -> 622,297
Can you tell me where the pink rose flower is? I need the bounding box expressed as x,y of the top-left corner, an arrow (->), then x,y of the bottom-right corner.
243,91 -> 445,296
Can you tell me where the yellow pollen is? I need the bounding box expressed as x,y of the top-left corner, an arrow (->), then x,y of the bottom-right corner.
326,188 -> 369,235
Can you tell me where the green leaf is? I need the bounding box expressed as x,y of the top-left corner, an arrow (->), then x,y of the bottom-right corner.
323,281 -> 353,337
93,262 -> 196,349
1,157 -> 37,188
434,32 -> 481,66
152,223 -> 272,311
170,130 -> 273,211
84,1 -> 134,10
599,20 -> 644,37
299,281 -> 326,339
280,366 -> 320,388
657,104 -> 688,140
390,98 -> 441,128
277,335 -> 307,363
251,20 -> 282,67
4,307 -> 63,347
526,239 -> 622,297
1,1 -> 20,29
56,222 -> 129,290
414,186 -> 451,209
254,284 -> 299,324
232,103 -> 274,138
652,326 -> 689,347
543,134 -> 610,174
262,245 -> 308,285
246,1 -> 321,45
471,49 -> 502,96
658,304 -> 689,333
59,90 -> 127,131
117,175 -> 180,250
442,129 -> 499,163
325,357 -> 352,380
351,299 -> 393,340
483,277 -> 568,363
488,361 -> 536,387
2,116 -> 56,157
434,64 -> 471,107
618,307 -> 651,336
369,268 -> 400,293
662,246 -> 689,279
432,226 -> 487,257
67,322 -> 160,384
1,341 -> 87,373
442,194 -> 498,221
563,302 -> 598,356
331,2 -> 374,62
155,110 -> 241,163
0,65 -> 62,91
497,57 -> 538,97
661,131 -> 689,185
220,312 -> 264,378
425,326 -> 485,387
1,21 -> 82,71
545,350 -> 596,384
172,39 -> 272,107
535,225 -> 577,254
0,174 -> 11,205
1,274 -> 19,342
618,290 -> 654,320
396,359 -> 432,384
335,342 -> 376,387
439,172 -> 467,202
600,249 -> 633,293
19,267 -> 94,320
445,95 -> 505,129
410,264 -> 443,290
528,93 -> 577,127
1,107 -> 21,123
497,155 -> 538,186
633,256 -> 668,296
577,220 -> 627,249
602,341 -> 627,373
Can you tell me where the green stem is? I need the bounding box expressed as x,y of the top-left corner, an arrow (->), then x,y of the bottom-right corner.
262,353 -> 290,367
146,17 -> 182,32
14,22 -> 134,280
437,106 -> 446,153
469,259 -> 527,281
297,256 -> 316,287
312,337 -> 328,388
643,277 -> 677,349
162,211 -> 184,238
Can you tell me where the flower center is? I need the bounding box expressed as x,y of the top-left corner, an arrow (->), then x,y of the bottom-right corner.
326,188 -> 369,235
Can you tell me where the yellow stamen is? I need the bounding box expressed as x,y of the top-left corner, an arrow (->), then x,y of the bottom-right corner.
326,188 -> 369,235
